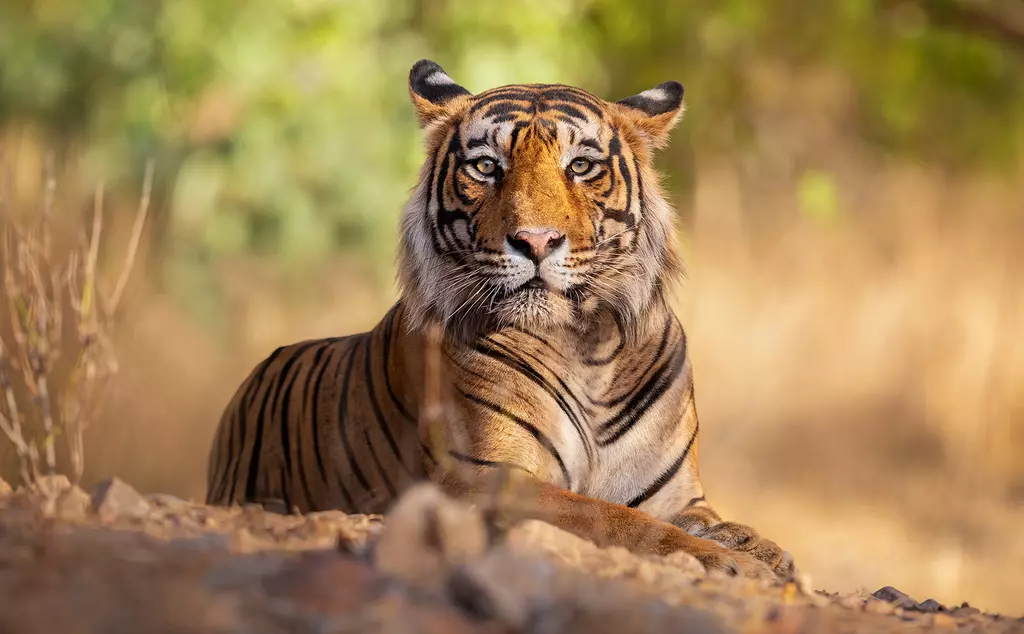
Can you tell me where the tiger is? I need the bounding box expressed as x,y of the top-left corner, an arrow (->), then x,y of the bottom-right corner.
205,59 -> 796,579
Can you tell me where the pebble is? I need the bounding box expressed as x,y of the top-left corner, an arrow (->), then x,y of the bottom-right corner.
53,486 -> 92,518
917,598 -> 944,613
871,586 -> 918,609
90,477 -> 152,521
34,474 -> 72,498
838,595 -> 865,610
146,493 -> 192,510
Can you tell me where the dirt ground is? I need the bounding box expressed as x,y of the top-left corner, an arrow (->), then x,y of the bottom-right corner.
0,476 -> 1020,634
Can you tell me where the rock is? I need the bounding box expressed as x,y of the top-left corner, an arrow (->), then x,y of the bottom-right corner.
263,551 -> 504,633
90,477 -> 151,521
146,493 -> 192,510
838,595 -> 865,610
951,603 -> 981,618
372,484 -> 490,590
53,486 -> 91,518
228,528 -> 262,554
33,474 -> 72,498
871,586 -> 917,608
262,552 -> 384,614
916,598 -> 944,613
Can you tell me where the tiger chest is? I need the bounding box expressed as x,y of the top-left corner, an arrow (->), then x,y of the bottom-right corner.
551,362 -> 699,514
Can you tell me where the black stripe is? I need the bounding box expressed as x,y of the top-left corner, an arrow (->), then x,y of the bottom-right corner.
223,347 -> 284,503
364,430 -> 398,500
337,339 -> 371,493
459,390 -> 571,489
424,139 -> 446,257
627,424 -> 698,508
597,335 -> 687,446
296,341 -> 332,511
633,155 -> 646,247
538,89 -> 604,116
483,102 -> 533,119
244,357 -> 288,501
381,305 -> 416,424
448,450 -> 529,474
267,341 -> 322,508
422,443 -> 438,466
685,495 -> 705,508
434,128 -> 471,255
543,103 -> 589,122
590,316 -> 672,407
476,337 -> 594,460
508,121 -> 530,155
364,327 -> 414,477
468,89 -> 536,115
582,313 -> 625,366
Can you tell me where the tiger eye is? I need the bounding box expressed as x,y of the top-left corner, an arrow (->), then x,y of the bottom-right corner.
475,157 -> 497,175
570,158 -> 592,175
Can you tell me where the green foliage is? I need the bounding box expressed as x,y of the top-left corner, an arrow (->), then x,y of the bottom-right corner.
1,0 -> 1021,331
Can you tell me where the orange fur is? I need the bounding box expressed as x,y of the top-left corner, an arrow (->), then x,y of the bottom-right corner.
205,60 -> 795,579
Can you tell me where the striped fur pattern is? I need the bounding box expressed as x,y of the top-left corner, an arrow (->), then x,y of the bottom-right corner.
206,60 -> 795,579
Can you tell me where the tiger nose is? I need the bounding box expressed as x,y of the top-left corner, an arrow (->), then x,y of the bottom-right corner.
507,229 -> 566,263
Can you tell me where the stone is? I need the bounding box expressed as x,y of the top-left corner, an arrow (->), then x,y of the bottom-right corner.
951,604 -> 981,618
262,551 -> 384,614
916,598 -> 944,613
871,586 -> 917,608
90,477 -> 152,521
146,493 -> 192,510
33,474 -> 72,498
838,595 -> 865,610
372,484 -> 490,590
53,486 -> 92,518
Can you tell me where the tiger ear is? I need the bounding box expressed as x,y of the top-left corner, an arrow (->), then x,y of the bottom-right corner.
615,81 -> 685,149
409,59 -> 472,128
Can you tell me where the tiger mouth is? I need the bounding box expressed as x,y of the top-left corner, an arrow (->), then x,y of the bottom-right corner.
522,276 -> 548,290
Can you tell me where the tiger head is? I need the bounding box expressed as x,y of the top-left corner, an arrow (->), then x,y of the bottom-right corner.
398,59 -> 685,342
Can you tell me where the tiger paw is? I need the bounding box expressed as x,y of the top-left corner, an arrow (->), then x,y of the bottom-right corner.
698,521 -> 796,581
693,547 -> 776,581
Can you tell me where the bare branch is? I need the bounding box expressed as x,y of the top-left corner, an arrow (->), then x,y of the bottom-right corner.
82,182 -> 104,324
108,160 -> 154,314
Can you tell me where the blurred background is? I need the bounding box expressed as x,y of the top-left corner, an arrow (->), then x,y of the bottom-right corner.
1,0 -> 1022,616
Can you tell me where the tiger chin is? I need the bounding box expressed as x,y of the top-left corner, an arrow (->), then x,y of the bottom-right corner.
205,59 -> 797,581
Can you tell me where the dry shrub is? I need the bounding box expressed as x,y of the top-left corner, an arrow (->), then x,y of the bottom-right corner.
0,148 -> 151,488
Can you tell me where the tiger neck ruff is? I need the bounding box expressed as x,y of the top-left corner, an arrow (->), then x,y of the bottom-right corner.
205,60 -> 796,580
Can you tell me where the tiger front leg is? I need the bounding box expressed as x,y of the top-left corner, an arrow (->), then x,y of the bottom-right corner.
670,497 -> 796,580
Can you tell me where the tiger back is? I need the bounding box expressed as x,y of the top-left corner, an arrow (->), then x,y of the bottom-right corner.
205,60 -> 796,579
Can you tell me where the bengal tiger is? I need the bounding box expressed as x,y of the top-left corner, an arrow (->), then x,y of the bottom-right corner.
205,59 -> 795,579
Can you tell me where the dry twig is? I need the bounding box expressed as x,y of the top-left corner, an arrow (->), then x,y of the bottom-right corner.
0,156 -> 153,486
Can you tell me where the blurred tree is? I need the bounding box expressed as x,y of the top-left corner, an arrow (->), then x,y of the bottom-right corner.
0,0 -> 1021,334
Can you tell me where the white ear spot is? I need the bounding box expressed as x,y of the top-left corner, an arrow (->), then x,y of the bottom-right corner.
426,72 -> 456,86
615,81 -> 684,117
638,87 -> 670,103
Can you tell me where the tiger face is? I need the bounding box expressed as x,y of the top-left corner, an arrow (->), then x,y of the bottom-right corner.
399,60 -> 685,340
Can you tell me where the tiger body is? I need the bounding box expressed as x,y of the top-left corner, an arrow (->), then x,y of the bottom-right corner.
206,300 -> 701,521
206,61 -> 794,578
